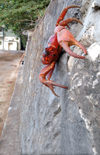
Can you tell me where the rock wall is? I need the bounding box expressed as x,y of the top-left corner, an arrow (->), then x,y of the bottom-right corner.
0,0 -> 100,155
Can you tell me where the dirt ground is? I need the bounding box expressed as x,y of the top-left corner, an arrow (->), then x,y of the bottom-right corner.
0,51 -> 24,136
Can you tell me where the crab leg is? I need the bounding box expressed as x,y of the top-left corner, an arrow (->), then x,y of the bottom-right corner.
59,18 -> 83,27
56,5 -> 80,26
39,61 -> 68,96
47,68 -> 54,80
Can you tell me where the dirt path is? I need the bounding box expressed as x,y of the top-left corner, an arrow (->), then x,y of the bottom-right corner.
0,52 -> 24,136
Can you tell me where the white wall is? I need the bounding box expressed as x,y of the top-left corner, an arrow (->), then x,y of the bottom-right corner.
0,36 -> 20,50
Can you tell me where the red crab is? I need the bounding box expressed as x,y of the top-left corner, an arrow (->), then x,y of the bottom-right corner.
39,5 -> 87,96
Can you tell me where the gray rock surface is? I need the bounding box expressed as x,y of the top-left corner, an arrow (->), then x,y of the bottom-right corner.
0,0 -> 100,155
0,64 -> 24,155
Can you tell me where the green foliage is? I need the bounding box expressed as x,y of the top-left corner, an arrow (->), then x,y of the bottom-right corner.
0,0 -> 50,49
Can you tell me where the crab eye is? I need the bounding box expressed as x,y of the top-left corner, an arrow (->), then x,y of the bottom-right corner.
43,49 -> 49,56
46,46 -> 54,52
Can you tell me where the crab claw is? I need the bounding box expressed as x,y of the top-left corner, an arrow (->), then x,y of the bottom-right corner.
57,29 -> 87,58
60,41 -> 86,59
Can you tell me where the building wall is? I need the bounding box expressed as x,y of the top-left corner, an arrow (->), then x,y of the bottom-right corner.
0,36 -> 20,51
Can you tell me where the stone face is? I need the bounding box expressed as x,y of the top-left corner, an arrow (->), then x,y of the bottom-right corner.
87,42 -> 100,61
92,0 -> 100,8
70,56 -> 100,154
0,0 -> 100,155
